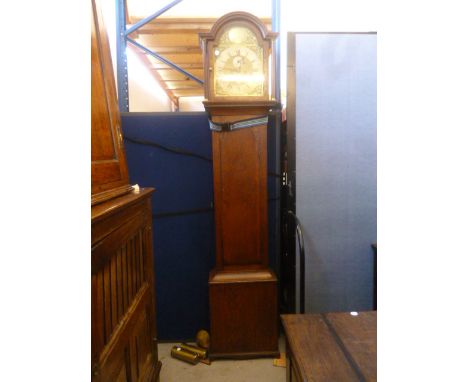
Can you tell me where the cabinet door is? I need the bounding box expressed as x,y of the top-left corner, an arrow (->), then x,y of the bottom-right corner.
91,0 -> 130,204
92,194 -> 160,382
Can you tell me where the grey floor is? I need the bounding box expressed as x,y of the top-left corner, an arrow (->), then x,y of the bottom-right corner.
158,337 -> 286,382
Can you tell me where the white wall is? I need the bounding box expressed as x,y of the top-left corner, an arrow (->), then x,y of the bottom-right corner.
127,49 -> 173,112
280,0 -> 377,103
178,97 -> 205,112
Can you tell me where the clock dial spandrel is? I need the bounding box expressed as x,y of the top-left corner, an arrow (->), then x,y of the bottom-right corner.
213,26 -> 264,97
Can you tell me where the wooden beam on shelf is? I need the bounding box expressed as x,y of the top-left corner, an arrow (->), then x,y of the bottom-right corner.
166,87 -> 203,92
164,82 -> 203,90
135,27 -> 210,35
142,46 -> 201,54
130,17 -> 271,26
155,68 -> 204,80
126,17 -> 271,38
152,63 -> 204,70
136,33 -> 200,47
126,17 -> 271,39
146,53 -> 203,65
163,79 -> 202,84
171,88 -> 204,97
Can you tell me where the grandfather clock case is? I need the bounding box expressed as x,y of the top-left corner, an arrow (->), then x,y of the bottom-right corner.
200,12 -> 280,359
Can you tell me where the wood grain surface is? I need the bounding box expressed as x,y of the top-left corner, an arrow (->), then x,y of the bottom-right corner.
209,270 -> 278,358
201,13 -> 280,359
211,123 -> 268,270
325,312 -> 377,382
92,189 -> 161,382
91,0 -> 130,204
281,312 -> 376,382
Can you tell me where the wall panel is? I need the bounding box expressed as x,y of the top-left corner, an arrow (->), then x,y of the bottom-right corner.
290,33 -> 376,312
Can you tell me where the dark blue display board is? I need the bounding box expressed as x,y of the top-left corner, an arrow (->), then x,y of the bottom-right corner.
122,112 -> 279,340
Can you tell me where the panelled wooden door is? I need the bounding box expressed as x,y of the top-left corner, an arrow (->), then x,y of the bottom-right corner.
92,192 -> 159,382
91,0 -> 131,204
211,122 -> 268,270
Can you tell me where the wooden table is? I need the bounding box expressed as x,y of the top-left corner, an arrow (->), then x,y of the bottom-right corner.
281,312 -> 376,382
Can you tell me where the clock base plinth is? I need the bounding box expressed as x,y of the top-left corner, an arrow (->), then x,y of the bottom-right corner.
208,269 -> 279,359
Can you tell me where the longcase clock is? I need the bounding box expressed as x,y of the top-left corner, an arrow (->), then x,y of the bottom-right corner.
200,12 -> 280,359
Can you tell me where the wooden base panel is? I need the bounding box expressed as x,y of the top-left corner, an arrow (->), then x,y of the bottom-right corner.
209,269 -> 279,358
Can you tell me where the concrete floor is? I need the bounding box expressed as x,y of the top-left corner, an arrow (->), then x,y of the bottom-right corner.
158,337 -> 286,382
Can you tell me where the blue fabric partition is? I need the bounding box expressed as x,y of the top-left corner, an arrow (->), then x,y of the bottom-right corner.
121,112 -> 279,341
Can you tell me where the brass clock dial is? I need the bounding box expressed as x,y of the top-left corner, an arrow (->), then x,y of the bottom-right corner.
213,26 -> 264,97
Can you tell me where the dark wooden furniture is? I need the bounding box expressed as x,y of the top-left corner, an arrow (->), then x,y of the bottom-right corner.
91,0 -> 160,380
209,269 -> 278,358
92,189 -> 161,381
91,0 -> 132,206
200,13 -> 280,359
281,312 -> 376,382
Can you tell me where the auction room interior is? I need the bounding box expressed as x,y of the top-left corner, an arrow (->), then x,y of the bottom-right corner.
91,0 -> 377,380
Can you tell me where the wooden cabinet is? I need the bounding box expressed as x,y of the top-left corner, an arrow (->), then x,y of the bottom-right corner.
91,0 -> 132,205
92,190 -> 161,382
91,0 -> 160,380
